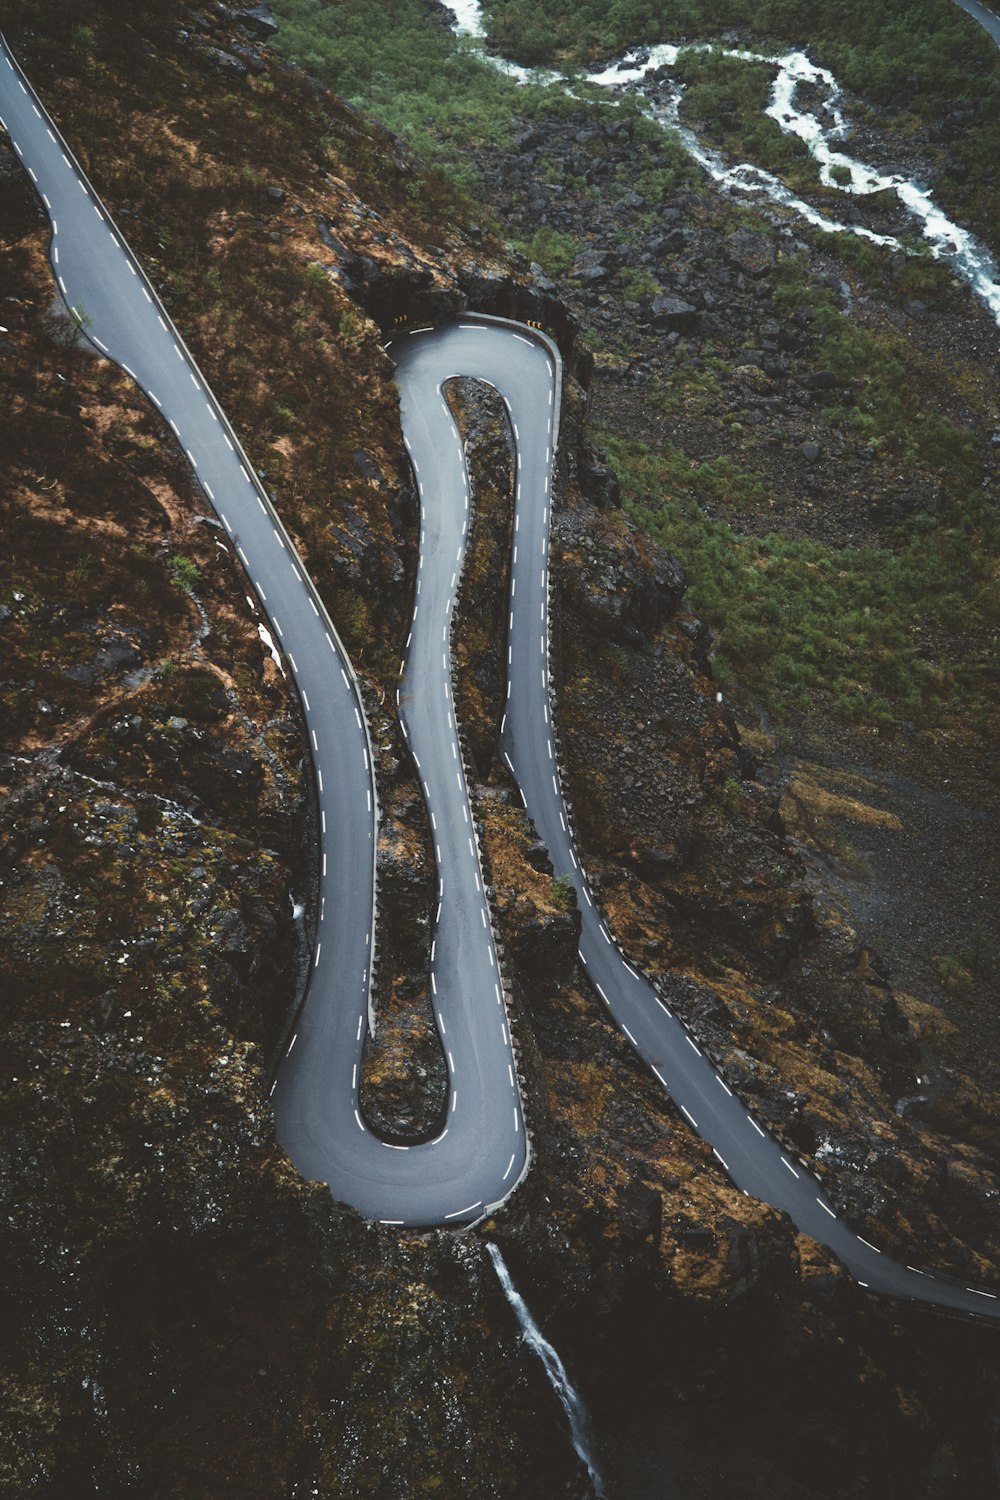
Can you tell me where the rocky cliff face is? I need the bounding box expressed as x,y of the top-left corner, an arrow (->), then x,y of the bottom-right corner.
1,6 -> 999,1499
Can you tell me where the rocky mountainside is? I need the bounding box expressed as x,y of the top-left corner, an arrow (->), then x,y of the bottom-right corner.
1,4 -> 998,1497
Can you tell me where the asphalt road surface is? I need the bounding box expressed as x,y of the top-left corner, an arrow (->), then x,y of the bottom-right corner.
2,38 -> 998,1316
0,36 -> 526,1229
954,0 -> 1000,47
398,325 -> 1000,1321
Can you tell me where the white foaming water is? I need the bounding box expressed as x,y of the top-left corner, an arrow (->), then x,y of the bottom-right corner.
450,0 -> 561,80
487,1243 -> 608,1498
586,46 -> 899,249
450,3 -> 1000,327
449,0 -> 486,37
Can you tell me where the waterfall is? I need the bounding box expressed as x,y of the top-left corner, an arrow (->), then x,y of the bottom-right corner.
487,1243 -> 608,1499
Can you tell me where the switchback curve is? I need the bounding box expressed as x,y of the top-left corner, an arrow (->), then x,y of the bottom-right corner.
2,41 -> 998,1316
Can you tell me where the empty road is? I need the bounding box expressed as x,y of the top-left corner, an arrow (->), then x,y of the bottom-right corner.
2,37 -> 998,1316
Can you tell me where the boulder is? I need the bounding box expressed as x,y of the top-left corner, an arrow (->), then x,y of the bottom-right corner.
197,45 -> 248,77
619,1178 -> 663,1248
232,3 -> 280,38
227,40 -> 266,73
577,446 -> 621,509
725,228 -> 776,278
555,507 -> 686,646
571,248 -> 613,284
524,840 -> 553,874
628,841 -> 685,880
805,369 -> 841,392
510,905 -> 581,997
650,295 -> 700,334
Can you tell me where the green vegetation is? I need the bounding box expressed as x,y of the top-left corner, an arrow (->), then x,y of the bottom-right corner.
518,225 -> 579,276
602,429 -> 1000,736
934,922 -> 992,994
270,0 -> 526,183
632,437 -> 769,513
168,554 -> 202,593
774,236 -> 960,323
935,951 -> 973,996
716,776 -> 746,813
484,0 -> 1000,111
651,341 -> 733,423
551,873 -> 576,909
671,48 -> 812,186
766,250 -> 978,477
816,322 -> 977,479
484,0 -> 1000,235
619,267 -> 661,300
269,0 -> 697,203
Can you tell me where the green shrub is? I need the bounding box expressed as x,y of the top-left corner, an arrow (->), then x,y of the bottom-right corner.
169,555 -> 201,593
520,226 -> 580,277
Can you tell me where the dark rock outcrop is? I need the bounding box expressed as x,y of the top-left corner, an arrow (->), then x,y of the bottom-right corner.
232,2 -> 279,39
554,506 -> 686,645
650,293 -> 700,333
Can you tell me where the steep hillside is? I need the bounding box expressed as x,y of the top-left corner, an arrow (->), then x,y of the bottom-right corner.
1,5 -> 999,1498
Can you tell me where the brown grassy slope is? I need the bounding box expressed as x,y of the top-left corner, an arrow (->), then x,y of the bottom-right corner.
0,17 -> 584,1498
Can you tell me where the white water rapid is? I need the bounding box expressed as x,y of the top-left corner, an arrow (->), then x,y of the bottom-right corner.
449,3 -> 1000,328
486,1243 -> 608,1499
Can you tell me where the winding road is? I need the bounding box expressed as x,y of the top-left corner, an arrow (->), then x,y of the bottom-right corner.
2,37 -> 998,1316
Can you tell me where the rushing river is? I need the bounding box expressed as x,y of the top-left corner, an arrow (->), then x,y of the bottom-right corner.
451,2 -> 1000,328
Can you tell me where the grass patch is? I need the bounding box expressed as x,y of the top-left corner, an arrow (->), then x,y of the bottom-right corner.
603,429 -> 1000,737
517,225 -> 580,276
271,0 -> 532,187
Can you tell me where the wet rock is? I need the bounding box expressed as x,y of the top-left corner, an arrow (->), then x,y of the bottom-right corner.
576,445 -> 621,509
725,228 -> 776,278
232,2 -> 279,38
571,248 -> 614,284
197,45 -> 248,77
650,295 -> 700,334
555,506 -> 686,645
